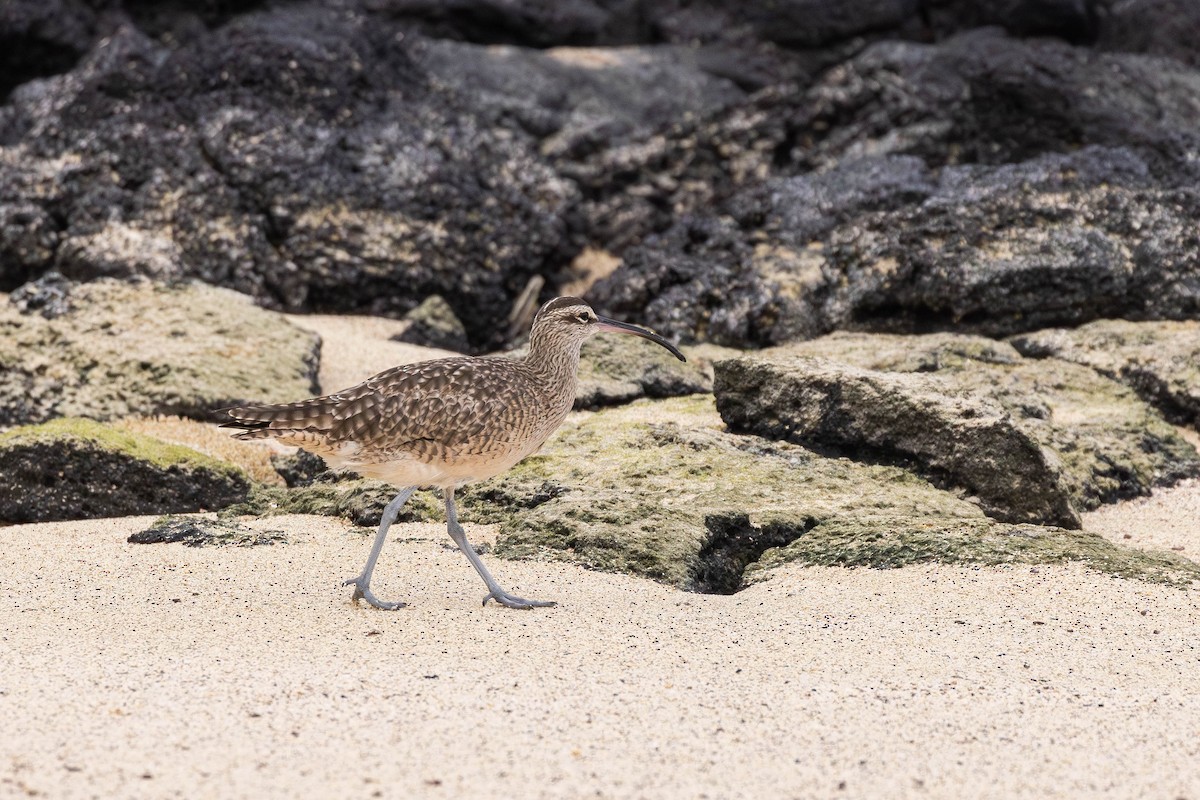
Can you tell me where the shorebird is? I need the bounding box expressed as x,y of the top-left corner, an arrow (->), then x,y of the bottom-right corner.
222,297 -> 685,610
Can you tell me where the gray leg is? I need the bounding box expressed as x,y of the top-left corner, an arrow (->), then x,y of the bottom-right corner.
444,488 -> 556,610
343,487 -> 417,610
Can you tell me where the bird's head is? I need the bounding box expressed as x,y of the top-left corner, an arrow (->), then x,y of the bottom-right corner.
531,296 -> 685,361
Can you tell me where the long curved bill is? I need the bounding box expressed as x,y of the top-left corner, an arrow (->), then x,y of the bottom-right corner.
596,316 -> 686,362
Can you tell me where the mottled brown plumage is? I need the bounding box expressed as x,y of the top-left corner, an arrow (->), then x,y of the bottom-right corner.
222,296 -> 684,610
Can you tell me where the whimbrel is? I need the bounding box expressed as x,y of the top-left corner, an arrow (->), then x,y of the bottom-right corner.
222,297 -> 685,610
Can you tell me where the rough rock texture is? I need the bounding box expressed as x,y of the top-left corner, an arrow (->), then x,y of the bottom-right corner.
1011,319 -> 1200,428
0,5 -> 746,347
574,335 -> 712,409
589,30 -> 1200,346
0,277 -> 319,425
592,145 -> 1200,347
713,333 -> 1200,527
5,4 -> 1199,351
0,418 -> 250,522
482,396 -> 1198,590
128,515 -> 286,547
0,0 -> 100,101
391,294 -> 470,353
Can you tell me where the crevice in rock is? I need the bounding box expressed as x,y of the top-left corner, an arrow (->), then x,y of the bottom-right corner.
689,513 -> 817,595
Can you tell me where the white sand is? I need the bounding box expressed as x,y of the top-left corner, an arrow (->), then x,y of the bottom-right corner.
2,510 -> 1199,799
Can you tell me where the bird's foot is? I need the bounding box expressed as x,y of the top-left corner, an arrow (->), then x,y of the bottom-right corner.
343,576 -> 407,610
482,589 -> 557,610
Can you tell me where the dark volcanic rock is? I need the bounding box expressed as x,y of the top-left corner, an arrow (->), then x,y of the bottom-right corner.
789,29 -> 1200,174
0,418 -> 250,523
376,0 -> 924,49
1095,0 -> 1200,67
0,12 -> 574,346
592,147 -> 1200,347
270,449 -> 335,489
713,333 -> 1200,527
921,0 -> 1099,44
128,516 -> 286,547
0,5 -> 754,348
372,0 -> 646,47
0,0 -> 100,101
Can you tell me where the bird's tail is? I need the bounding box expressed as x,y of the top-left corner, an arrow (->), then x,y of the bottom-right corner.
219,397 -> 338,443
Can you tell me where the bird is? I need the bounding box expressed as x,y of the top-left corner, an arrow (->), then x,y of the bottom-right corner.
222,296 -> 685,610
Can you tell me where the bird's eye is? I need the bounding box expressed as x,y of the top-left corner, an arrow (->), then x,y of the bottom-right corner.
576,312 -> 591,324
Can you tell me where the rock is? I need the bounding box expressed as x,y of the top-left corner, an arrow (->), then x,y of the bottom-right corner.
574,335 -> 712,409
392,295 -> 470,353
478,396 -> 1199,591
128,515 -> 286,547
593,146 -> 1200,346
1011,319 -> 1200,427
1095,0 -> 1200,66
921,0 -> 1099,44
0,13 -> 574,347
271,449 -> 335,489
712,332 -> 1200,527
8,270 -> 73,318
0,418 -> 250,522
0,5 -> 749,349
378,0 -> 923,50
222,479 -> 440,528
0,278 -> 320,425
790,30 -> 1200,175
370,0 -> 646,47
0,0 -> 100,100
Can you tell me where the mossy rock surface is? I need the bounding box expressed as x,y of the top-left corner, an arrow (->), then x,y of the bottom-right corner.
1011,319 -> 1200,427
457,396 -> 1198,591
221,478 -> 441,527
0,418 -> 250,522
0,278 -> 320,425
714,332 -> 1200,528
574,335 -> 712,409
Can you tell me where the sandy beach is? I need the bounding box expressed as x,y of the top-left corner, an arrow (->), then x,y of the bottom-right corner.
4,309 -> 1200,800
3,506 -> 1198,799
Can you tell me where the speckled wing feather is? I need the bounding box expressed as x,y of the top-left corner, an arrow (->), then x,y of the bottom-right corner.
223,356 -> 536,463
326,358 -> 523,455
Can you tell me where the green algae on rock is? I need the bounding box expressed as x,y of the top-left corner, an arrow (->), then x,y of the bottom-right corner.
220,479 -> 441,528
1011,319 -> 1200,428
0,278 -> 320,425
466,396 -> 1198,592
573,335 -> 713,409
0,418 -> 250,522
713,332 -> 1200,529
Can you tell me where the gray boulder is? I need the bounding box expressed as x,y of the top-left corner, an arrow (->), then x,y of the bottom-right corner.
713,332 -> 1200,527
0,278 -> 320,425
